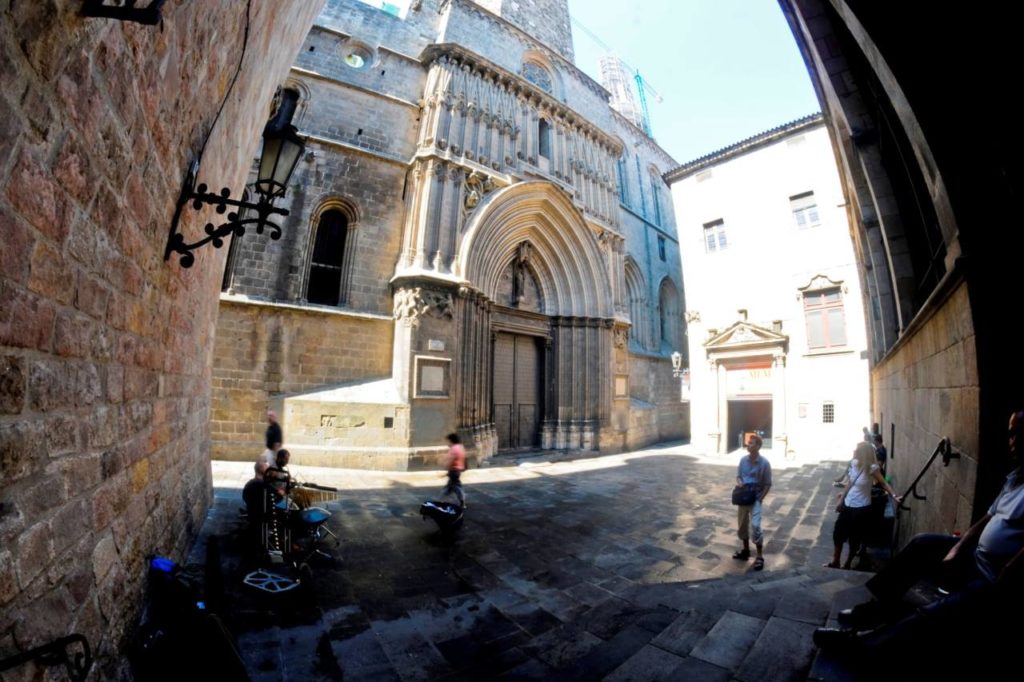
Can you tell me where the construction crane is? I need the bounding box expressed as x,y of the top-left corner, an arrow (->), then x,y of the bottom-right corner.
632,68 -> 663,138
571,16 -> 663,137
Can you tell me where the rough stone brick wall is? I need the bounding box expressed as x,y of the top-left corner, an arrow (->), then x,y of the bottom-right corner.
211,299 -> 394,460
297,26 -> 429,101
228,34 -> 417,312
440,0 -> 611,119
628,354 -> 689,446
871,282 -> 979,543
316,0 -> 444,58
0,0 -> 322,675
470,0 -> 574,62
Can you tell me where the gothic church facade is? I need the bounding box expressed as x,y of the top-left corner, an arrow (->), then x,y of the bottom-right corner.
212,0 -> 687,468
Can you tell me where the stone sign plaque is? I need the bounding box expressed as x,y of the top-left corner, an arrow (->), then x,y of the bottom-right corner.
421,366 -> 444,392
614,375 -> 628,399
415,356 -> 451,398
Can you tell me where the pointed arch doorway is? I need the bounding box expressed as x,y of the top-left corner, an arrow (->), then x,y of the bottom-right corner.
454,181 -> 617,457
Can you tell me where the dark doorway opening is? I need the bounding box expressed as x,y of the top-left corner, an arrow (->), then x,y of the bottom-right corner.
728,399 -> 772,450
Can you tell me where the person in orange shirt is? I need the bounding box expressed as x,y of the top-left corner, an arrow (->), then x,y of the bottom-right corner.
442,433 -> 466,509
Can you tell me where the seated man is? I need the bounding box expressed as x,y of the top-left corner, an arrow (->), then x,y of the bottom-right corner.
242,460 -> 272,517
815,410 -> 1024,668
241,462 -> 275,557
264,448 -> 293,509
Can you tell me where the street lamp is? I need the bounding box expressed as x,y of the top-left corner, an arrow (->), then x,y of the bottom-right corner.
164,88 -> 306,268
671,351 -> 689,402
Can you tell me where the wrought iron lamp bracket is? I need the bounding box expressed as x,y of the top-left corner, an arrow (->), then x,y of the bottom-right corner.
165,160 -> 289,268
82,0 -> 167,25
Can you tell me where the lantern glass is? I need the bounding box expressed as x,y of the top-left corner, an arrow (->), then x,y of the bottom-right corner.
256,127 -> 304,199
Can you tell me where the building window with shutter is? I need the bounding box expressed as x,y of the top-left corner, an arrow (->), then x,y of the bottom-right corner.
803,287 -> 847,349
790,191 -> 821,229
704,219 -> 727,253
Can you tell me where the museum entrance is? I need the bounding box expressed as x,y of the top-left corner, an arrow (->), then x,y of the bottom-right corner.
727,399 -> 773,450
493,332 -> 542,451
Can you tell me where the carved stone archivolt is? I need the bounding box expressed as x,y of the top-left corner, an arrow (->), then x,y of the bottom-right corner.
393,287 -> 455,323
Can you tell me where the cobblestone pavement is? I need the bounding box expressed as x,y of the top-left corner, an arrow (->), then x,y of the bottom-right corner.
194,443 -> 876,681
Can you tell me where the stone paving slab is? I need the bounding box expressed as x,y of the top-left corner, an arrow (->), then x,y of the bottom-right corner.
194,444 -> 875,680
690,610 -> 766,670
736,615 -> 818,682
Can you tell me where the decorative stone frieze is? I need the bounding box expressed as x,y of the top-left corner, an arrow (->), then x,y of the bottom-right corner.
393,286 -> 456,324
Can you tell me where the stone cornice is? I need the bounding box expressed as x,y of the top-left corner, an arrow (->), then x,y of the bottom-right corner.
419,44 -> 624,155
609,108 -> 677,167
664,113 -> 824,183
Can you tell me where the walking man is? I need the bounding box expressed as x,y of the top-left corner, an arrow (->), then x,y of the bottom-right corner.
442,433 -> 466,509
259,410 -> 283,469
734,434 -> 772,570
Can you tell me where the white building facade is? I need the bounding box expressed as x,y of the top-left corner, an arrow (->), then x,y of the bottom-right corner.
666,115 -> 870,458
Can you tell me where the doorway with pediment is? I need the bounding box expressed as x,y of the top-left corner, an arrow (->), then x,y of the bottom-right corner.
701,320 -> 789,454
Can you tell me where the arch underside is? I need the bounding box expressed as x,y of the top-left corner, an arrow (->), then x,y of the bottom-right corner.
458,181 -> 614,318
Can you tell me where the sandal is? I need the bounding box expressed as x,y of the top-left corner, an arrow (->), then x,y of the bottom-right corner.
823,561 -> 840,569
732,549 -> 750,560
753,557 -> 765,571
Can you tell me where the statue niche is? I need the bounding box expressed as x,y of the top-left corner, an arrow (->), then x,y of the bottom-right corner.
496,242 -> 543,312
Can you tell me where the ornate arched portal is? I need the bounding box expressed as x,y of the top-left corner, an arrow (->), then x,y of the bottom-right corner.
453,182 -> 617,455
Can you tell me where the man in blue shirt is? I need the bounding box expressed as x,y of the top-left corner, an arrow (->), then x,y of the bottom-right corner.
733,434 -> 772,571
815,410 -> 1024,667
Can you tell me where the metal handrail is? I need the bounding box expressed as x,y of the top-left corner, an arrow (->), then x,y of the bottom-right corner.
897,437 -> 960,511
0,634 -> 92,682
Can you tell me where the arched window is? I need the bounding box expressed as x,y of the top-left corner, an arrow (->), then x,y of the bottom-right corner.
624,259 -> 648,349
617,156 -> 629,205
538,118 -> 552,159
658,278 -> 681,351
522,61 -> 553,94
306,209 -> 349,306
649,171 -> 663,226
220,188 -> 248,293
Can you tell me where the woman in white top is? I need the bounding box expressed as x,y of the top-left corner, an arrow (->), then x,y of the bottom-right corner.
826,442 -> 900,569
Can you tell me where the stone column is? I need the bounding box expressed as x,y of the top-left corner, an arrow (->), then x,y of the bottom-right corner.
772,354 -> 789,458
715,359 -> 728,454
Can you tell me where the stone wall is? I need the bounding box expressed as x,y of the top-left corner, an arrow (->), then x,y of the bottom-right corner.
228,39 -> 417,312
0,0 -> 322,675
212,298 -> 394,460
439,0 -> 611,120
627,354 -> 689,449
871,282 -> 979,542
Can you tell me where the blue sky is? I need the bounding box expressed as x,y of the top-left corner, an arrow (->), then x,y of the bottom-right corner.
567,0 -> 821,164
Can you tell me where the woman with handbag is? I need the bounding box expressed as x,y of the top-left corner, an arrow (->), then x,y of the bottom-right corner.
733,434 -> 772,570
826,441 -> 901,569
